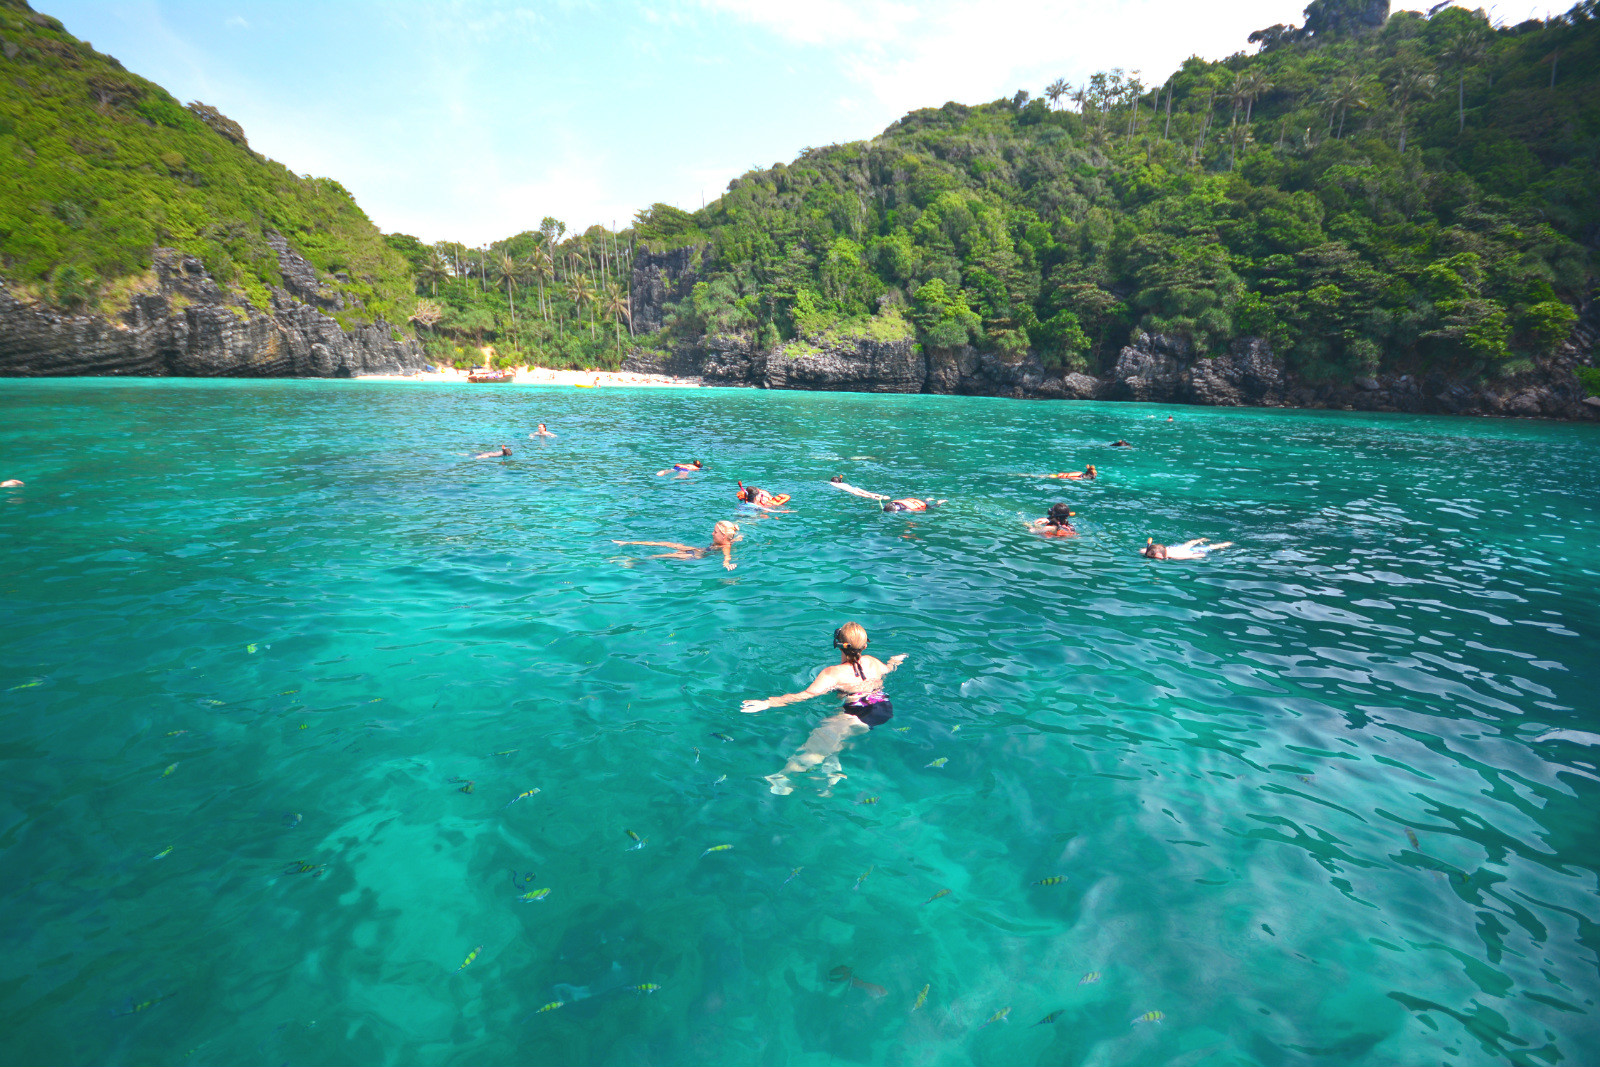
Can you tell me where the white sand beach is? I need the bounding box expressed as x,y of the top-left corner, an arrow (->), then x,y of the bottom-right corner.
354,365 -> 701,388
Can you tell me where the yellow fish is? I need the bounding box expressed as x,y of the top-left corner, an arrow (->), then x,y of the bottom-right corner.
912,983 -> 929,1012
1405,828 -> 1420,850
858,796 -> 879,805
279,689 -> 299,696
925,758 -> 947,768
457,945 -> 482,972
7,679 -> 43,691
781,866 -> 803,886
979,1007 -> 1010,1029
458,781 -> 474,794
1079,971 -> 1101,985
535,1000 -> 564,1013
490,749 -> 519,757
701,844 -> 732,857
518,888 -> 551,902
503,788 -> 540,808
1033,875 -> 1065,886
1133,1010 -> 1165,1024
951,725 -> 961,732
165,730 -> 188,737
1034,1009 -> 1065,1026
246,644 -> 256,654
923,888 -> 951,905
625,829 -> 646,851
116,992 -> 174,1016
152,847 -> 174,860
853,866 -> 873,890
629,983 -> 661,994
894,726 -> 910,732
160,763 -> 177,778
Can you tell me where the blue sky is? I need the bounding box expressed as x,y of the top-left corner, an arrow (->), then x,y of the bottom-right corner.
46,1 -> 1567,246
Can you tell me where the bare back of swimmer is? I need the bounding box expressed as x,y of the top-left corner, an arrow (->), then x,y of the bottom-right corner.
1142,537 -> 1232,560
614,520 -> 740,570
828,475 -> 889,501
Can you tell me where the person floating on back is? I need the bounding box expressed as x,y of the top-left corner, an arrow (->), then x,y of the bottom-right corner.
828,475 -> 888,501
656,459 -> 702,477
1141,537 -> 1232,561
740,622 -> 907,796
474,445 -> 512,459
613,520 -> 740,570
1030,503 -> 1078,537
883,498 -> 944,512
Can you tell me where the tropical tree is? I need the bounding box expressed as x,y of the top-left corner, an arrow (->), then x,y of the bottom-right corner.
568,274 -> 596,337
417,251 -> 447,296
1240,70 -> 1273,123
1323,75 -> 1370,139
602,282 -> 632,348
409,298 -> 442,334
1440,27 -> 1488,134
493,252 -> 529,327
528,246 -> 554,321
1389,65 -> 1436,154
1045,78 -> 1069,109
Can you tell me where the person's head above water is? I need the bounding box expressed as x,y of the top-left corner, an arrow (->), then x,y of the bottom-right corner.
1141,538 -> 1167,559
712,520 -> 739,545
1047,503 -> 1076,527
501,445 -> 512,455
1085,464 -> 1096,477
834,621 -> 868,655
831,475 -> 843,483
691,459 -> 702,468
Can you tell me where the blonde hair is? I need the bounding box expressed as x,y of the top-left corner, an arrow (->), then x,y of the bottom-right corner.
834,621 -> 868,653
713,520 -> 739,540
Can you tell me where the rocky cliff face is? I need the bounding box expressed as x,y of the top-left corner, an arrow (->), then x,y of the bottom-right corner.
625,249 -> 1598,420
0,236 -> 423,378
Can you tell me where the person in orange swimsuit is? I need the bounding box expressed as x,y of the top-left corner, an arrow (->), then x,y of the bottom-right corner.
1030,503 -> 1078,537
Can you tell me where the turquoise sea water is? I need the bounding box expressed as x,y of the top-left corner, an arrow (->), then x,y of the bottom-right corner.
2,379 -> 1598,1067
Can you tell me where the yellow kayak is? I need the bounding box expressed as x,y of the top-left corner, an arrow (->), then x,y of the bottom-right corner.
574,383 -> 595,388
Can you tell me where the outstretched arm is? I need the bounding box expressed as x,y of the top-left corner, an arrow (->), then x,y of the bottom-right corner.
741,669 -> 838,713
612,540 -> 695,551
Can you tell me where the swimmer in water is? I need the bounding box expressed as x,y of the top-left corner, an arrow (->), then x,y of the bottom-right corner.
1141,537 -> 1233,561
532,423 -> 556,438
828,475 -> 889,501
1017,464 -> 1096,480
883,498 -> 943,512
612,520 -> 740,570
736,483 -> 790,510
1,479 -> 22,488
1029,503 -> 1078,537
656,459 -> 703,477
474,445 -> 512,459
741,622 -> 907,795
1110,439 -> 1132,448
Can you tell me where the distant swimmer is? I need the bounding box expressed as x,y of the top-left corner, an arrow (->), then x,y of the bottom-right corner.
828,475 -> 888,501
883,498 -> 943,512
1110,440 -> 1132,448
736,483 -> 791,510
1019,464 -> 1095,480
1166,416 -> 1174,423
740,622 -> 907,796
1030,503 -> 1077,537
474,445 -> 512,459
1142,537 -> 1232,561
1,479 -> 22,488
656,459 -> 703,477
532,423 -> 556,438
613,520 -> 740,571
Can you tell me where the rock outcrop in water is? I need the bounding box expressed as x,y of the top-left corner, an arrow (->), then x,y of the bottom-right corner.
0,237 -> 423,379
622,250 -> 1599,421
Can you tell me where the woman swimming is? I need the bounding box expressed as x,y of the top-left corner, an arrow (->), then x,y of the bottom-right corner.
1016,464 -> 1095,480
883,498 -> 943,512
474,445 -> 512,459
828,475 -> 889,501
741,622 -> 907,795
1141,537 -> 1233,561
613,520 -> 740,570
1030,503 -> 1078,537
736,483 -> 791,510
655,459 -> 703,477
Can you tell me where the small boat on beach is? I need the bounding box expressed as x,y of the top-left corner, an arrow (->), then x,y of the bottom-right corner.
468,369 -> 516,384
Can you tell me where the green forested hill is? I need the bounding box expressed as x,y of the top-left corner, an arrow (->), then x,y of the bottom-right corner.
0,0 -> 414,327
627,0 -> 1596,383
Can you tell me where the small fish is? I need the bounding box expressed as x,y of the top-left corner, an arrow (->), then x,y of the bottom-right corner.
912,983 -> 929,1011
894,726 -> 910,732
490,749 -> 519,757
1079,971 -> 1101,985
925,758 -> 947,768
246,644 -> 257,654
1034,1009 -> 1065,1026
458,781 -> 475,794
279,689 -> 299,696
713,774 -> 727,786
283,812 -> 302,828
629,983 -> 661,994
7,679 -> 44,691
692,747 -> 700,763
851,976 -> 888,997
535,1000 -> 563,1013
980,1007 -> 1011,1029
284,861 -> 325,876
165,730 -> 188,737
1405,828 -> 1420,850
152,846 -> 174,860
711,732 -> 734,742
116,993 -> 174,1016
781,866 -> 803,886
1133,1010 -> 1165,1024
853,866 -> 873,890
160,763 -> 177,778
503,788 -> 540,808
457,945 -> 482,972
202,699 -> 224,706
951,724 -> 961,732
368,697 -> 382,703
625,829 -> 646,851
518,888 -> 551,903
1033,876 -> 1066,886
923,888 -> 951,905
701,844 -> 733,857
858,795 -> 879,805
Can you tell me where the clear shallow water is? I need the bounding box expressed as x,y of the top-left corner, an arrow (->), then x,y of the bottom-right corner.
2,379 -> 1598,1067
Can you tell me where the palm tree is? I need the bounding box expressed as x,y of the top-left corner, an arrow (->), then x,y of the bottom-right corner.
1123,76 -> 1144,139
1045,78 -> 1069,109
1227,72 -> 1251,130
568,274 -> 596,338
493,252 -> 529,328
417,251 -> 447,296
1440,27 -> 1488,134
602,282 -> 632,349
528,246 -> 554,321
1323,75 -> 1369,139
1389,66 -> 1436,154
1070,84 -> 1089,115
1240,70 -> 1273,124
1226,122 -> 1254,170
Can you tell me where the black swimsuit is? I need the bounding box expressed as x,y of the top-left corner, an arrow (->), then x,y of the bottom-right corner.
840,656 -> 893,727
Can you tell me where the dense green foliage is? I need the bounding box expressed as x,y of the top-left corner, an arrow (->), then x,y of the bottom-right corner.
0,0 -> 415,327
633,0 -> 1597,381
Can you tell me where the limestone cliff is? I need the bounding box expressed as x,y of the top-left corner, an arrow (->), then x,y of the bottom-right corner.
0,235 -> 423,378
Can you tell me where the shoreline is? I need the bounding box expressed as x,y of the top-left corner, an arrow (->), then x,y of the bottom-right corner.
353,366 -> 703,388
